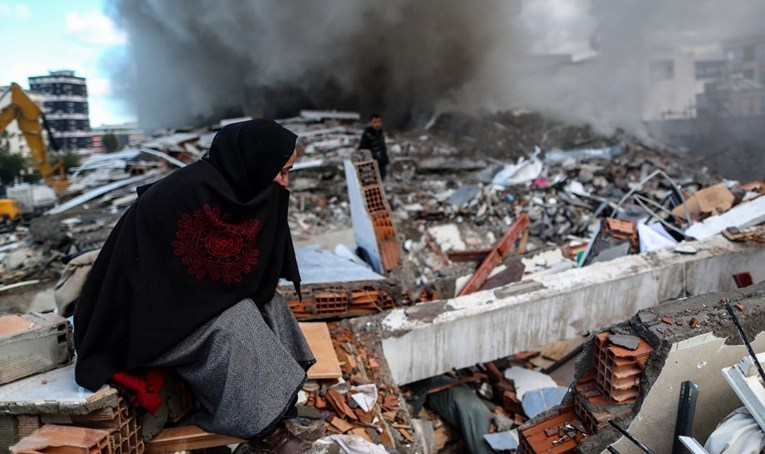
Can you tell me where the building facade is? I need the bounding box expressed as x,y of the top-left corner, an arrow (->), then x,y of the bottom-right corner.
28,70 -> 91,151
91,123 -> 144,153
723,35 -> 765,86
641,50 -> 698,121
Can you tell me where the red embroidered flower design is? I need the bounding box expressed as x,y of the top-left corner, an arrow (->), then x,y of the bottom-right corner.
172,205 -> 262,284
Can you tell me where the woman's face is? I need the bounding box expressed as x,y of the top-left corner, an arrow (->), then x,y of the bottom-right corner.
273,149 -> 297,187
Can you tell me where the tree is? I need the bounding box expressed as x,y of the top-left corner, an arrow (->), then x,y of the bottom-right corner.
102,133 -> 120,153
0,151 -> 27,185
50,150 -> 81,173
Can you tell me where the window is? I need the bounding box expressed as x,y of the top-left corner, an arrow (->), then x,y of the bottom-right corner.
728,48 -> 744,62
744,45 -> 755,62
695,62 -> 724,80
650,60 -> 675,81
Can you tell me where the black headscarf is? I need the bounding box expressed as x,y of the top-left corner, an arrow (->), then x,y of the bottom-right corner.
74,120 -> 301,391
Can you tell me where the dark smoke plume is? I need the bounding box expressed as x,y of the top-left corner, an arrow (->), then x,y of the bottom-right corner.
106,0 -> 512,129
108,0 -> 765,135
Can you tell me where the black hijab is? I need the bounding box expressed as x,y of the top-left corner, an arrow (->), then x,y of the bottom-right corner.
74,120 -> 301,391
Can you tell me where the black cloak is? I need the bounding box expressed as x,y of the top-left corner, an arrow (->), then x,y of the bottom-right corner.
74,120 -> 301,391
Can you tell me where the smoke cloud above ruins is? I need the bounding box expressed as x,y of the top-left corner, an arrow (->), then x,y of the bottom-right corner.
107,0 -> 765,134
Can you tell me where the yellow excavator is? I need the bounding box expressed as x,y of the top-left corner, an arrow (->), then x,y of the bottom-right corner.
0,82 -> 69,196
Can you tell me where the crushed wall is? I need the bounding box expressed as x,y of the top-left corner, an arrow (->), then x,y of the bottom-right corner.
377,236 -> 765,385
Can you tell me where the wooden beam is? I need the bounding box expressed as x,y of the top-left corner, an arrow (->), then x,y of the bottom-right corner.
447,248 -> 493,263
145,425 -> 245,453
427,373 -> 487,394
458,213 -> 530,296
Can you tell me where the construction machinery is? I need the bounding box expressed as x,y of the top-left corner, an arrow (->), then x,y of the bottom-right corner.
0,83 -> 69,195
0,198 -> 22,224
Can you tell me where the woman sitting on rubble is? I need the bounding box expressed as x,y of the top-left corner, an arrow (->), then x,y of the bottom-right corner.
73,119 -> 316,453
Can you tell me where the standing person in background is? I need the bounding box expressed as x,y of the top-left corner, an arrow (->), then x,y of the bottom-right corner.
358,113 -> 389,180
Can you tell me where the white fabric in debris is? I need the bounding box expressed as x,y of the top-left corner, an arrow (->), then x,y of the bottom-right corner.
504,366 -> 557,400
350,384 -> 378,413
427,224 -> 466,251
638,222 -> 677,252
327,434 -> 387,454
705,407 -> 765,454
491,155 -> 544,190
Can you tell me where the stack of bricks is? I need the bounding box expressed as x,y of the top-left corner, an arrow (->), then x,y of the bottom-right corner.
283,286 -> 397,320
593,332 -> 652,403
14,399 -> 143,454
518,331 -> 653,452
573,376 -> 632,434
354,159 -> 401,274
572,332 -> 652,435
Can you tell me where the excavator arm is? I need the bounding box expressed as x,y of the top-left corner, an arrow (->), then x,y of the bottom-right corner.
0,83 -> 69,195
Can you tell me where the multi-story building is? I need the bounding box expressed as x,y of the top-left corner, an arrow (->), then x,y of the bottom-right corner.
91,123 -> 144,153
723,35 -> 765,86
696,76 -> 765,118
641,50 -> 698,121
689,36 -> 765,118
0,85 -> 47,159
28,70 -> 91,151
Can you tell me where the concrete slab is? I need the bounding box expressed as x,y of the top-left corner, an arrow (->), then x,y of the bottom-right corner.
379,236 -> 765,384
0,365 -> 119,415
0,313 -> 72,385
686,195 -> 765,240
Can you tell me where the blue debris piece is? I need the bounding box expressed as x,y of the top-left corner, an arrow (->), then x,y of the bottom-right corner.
483,430 -> 519,451
521,386 -> 569,419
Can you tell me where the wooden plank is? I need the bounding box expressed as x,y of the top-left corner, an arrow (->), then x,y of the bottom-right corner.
447,248 -> 492,263
458,213 -> 530,296
299,322 -> 342,379
145,425 -> 245,453
426,373 -> 487,394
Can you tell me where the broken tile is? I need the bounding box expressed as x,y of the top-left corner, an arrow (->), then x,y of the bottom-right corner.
522,387 -> 569,419
607,334 -> 640,351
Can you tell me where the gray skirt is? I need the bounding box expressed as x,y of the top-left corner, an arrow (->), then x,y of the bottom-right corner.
149,294 -> 315,439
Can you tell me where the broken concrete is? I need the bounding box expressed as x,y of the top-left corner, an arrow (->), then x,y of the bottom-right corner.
607,334 -> 641,351
377,235 -> 765,385
0,313 -> 72,386
0,365 -> 119,416
507,282 -> 765,453
587,285 -> 765,453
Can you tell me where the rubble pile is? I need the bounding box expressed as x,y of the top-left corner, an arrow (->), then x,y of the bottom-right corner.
0,108 -> 764,452
0,227 -> 64,287
292,323 -> 413,450
4,109 -> 764,310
